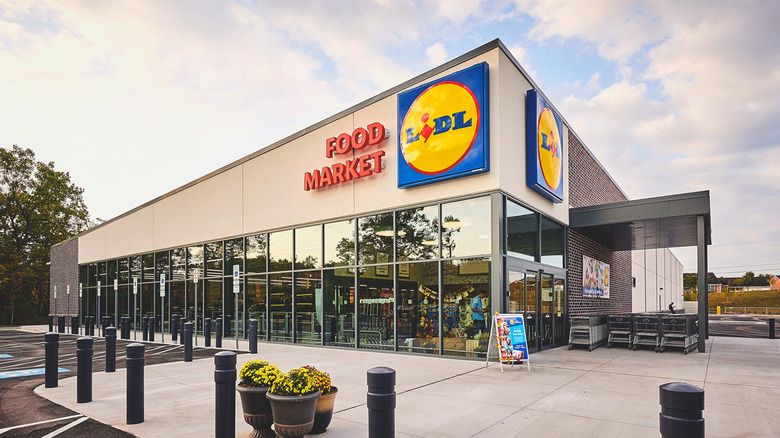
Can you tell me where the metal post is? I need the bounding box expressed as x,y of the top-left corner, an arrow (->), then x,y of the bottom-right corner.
216,318 -> 223,348
696,215 -> 707,353
142,317 -> 148,341
105,327 -> 117,373
659,382 -> 704,438
44,332 -> 59,388
179,318 -> 188,345
77,337 -> 93,403
172,314 -> 179,343
249,319 -> 257,354
204,317 -> 211,347
184,322 -> 193,362
149,317 -> 155,342
126,343 -> 145,424
367,366 -> 396,438
49,314 -> 54,332
115,286 -> 119,331
214,351 -> 236,438
58,316 -> 65,333
101,316 -> 107,337
770,318 -> 776,339
133,289 -> 137,341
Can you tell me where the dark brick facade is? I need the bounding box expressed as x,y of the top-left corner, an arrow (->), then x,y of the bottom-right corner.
49,238 -> 79,316
567,132 -> 631,315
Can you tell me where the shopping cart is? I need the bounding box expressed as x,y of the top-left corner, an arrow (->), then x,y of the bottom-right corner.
632,314 -> 662,352
660,314 -> 698,354
569,315 -> 608,351
607,313 -> 634,348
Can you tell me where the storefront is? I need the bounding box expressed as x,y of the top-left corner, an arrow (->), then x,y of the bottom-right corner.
50,39 -> 709,358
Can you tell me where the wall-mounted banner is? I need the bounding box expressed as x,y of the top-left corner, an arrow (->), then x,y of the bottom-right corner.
526,89 -> 564,203
397,62 -> 489,189
583,255 -> 610,298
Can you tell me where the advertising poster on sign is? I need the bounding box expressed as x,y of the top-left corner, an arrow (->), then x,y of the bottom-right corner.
582,255 -> 610,298
494,313 -> 529,366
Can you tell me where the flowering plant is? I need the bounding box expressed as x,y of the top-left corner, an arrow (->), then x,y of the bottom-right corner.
238,360 -> 282,388
302,365 -> 332,394
269,367 -> 318,396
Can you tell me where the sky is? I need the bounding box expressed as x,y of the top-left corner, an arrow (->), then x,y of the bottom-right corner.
1,0 -> 779,278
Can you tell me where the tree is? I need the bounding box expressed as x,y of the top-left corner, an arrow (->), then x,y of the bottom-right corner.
683,273 -> 698,291
0,145 -> 90,325
739,271 -> 755,287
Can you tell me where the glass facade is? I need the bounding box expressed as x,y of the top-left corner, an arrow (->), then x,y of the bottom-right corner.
76,193 -> 569,358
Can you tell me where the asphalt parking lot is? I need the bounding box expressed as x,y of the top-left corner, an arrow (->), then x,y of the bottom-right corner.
0,328 -> 242,437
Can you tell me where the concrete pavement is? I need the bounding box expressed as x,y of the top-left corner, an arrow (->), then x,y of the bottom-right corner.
32,330 -> 780,437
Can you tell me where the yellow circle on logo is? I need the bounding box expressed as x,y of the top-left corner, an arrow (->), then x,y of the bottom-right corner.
537,108 -> 562,190
400,82 -> 480,175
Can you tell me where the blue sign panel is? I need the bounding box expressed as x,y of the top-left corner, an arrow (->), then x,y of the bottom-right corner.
526,89 -> 564,203
495,313 -> 529,362
0,367 -> 70,379
397,62 -> 489,188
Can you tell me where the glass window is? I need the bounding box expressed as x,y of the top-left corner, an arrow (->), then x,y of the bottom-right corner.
397,205 -> 438,261
324,220 -> 355,267
508,270 -> 525,314
98,261 -> 107,287
88,263 -> 97,287
245,234 -> 267,274
79,265 -> 88,288
171,249 -> 186,281
205,242 -> 223,278
269,273 -> 292,342
142,254 -> 155,282
205,278 -> 223,333
118,284 -> 129,317
507,200 -> 538,261
541,217 -> 565,268
323,268 -> 355,348
443,258 -> 490,357
155,251 -> 169,281
295,271 -> 321,345
358,265 -> 394,351
246,275 -> 267,337
358,213 -> 394,266
119,258 -> 129,284
170,280 -> 185,321
441,197 -> 491,258
130,256 -> 141,283
224,275 -> 242,338
269,230 -> 293,272
224,238 -> 244,276
107,260 -> 117,287
187,245 -> 203,279
295,225 -> 322,270
396,261 -> 439,354
141,283 -> 154,318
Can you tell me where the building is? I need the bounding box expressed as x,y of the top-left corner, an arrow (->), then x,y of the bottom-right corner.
49,39 -> 712,356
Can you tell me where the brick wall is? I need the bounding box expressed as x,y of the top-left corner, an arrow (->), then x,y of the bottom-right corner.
49,238 -> 79,316
567,132 -> 631,315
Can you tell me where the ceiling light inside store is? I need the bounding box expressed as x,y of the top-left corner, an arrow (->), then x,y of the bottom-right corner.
422,240 -> 438,246
443,220 -> 471,229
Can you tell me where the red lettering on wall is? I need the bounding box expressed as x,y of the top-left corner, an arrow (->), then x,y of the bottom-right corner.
332,163 -> 346,184
369,150 -> 385,173
320,166 -> 334,187
325,137 -> 337,158
304,170 -> 320,191
352,127 -> 369,150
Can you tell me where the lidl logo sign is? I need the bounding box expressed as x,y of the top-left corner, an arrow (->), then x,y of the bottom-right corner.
526,89 -> 564,203
397,62 -> 489,188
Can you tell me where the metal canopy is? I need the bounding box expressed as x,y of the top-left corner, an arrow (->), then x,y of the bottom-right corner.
569,191 -> 711,251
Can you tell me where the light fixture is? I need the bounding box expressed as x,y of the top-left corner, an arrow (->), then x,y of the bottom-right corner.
442,220 -> 461,229
375,230 -> 394,237
422,240 -> 438,246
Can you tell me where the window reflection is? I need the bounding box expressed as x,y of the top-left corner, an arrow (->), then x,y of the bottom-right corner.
246,234 -> 267,274
397,206 -> 438,261
269,273 -> 292,342
358,213 -> 394,266
323,268 -> 355,347
358,265 -> 394,350
269,230 -> 293,272
205,243 -> 223,278
541,217 -> 564,268
295,225 -> 322,270
224,238 -> 244,276
397,261 -> 439,354
441,197 -> 491,258
246,275 -> 267,337
324,220 -> 355,267
507,200 -> 537,261
295,271 -> 321,344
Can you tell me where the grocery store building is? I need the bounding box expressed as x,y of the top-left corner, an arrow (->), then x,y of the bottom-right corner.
49,39 -> 712,356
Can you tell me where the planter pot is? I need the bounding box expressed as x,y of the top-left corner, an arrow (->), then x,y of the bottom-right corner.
310,386 -> 338,434
237,385 -> 275,438
266,390 -> 321,438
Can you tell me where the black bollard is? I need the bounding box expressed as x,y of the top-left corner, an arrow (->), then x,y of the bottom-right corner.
215,318 -> 223,348
58,316 -> 65,333
126,343 -> 145,424
91,316 -> 96,336
148,318 -> 155,342
44,332 -> 59,388
122,317 -> 130,339
172,314 -> 179,342
86,316 -> 93,336
184,322 -> 193,362
659,382 -> 704,438
249,319 -> 258,354
106,327 -> 117,373
179,318 -> 188,345
101,316 -> 106,337
367,367 -> 396,438
204,318 -> 211,347
49,315 -> 54,332
71,316 -> 79,335
77,337 -> 93,403
142,317 -> 148,341
770,318 -> 776,339
214,351 -> 236,438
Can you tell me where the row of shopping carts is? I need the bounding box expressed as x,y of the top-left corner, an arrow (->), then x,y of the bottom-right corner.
607,313 -> 699,354
568,315 -> 608,351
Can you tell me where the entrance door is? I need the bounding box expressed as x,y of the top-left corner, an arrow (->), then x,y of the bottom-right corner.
507,260 -> 567,351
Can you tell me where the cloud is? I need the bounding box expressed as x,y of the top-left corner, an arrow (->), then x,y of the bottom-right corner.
425,42 -> 448,66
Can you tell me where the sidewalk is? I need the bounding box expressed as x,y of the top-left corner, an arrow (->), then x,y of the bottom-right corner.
32,328 -> 780,437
